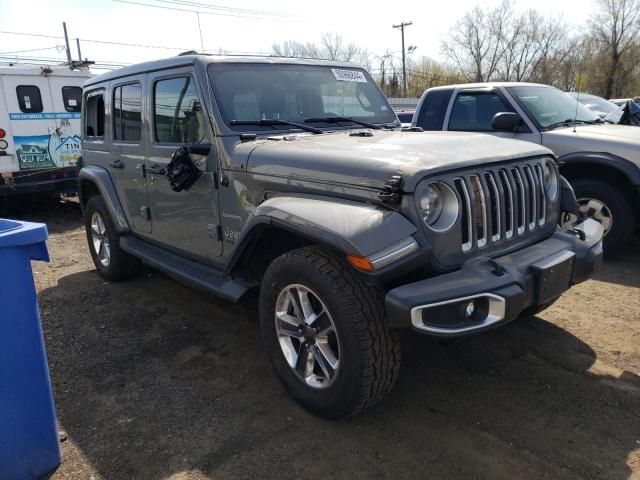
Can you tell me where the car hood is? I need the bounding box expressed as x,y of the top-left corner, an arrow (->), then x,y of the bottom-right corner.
244,130 -> 551,191
542,124 -> 640,163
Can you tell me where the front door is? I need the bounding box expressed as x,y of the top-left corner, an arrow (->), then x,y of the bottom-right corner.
445,89 -> 541,144
145,68 -> 222,261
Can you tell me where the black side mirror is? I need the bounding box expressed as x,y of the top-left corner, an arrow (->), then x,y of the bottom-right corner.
492,112 -> 522,132
186,143 -> 211,156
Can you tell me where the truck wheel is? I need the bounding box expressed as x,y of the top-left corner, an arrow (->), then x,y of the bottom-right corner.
84,195 -> 140,281
569,178 -> 635,255
259,246 -> 401,419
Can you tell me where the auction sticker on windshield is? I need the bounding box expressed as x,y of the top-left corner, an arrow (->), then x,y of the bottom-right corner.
332,69 -> 367,82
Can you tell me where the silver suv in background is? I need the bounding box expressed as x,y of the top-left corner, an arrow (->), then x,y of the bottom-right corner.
412,82 -> 640,254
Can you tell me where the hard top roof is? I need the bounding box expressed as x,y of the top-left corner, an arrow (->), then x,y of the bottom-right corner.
85,54 -> 365,87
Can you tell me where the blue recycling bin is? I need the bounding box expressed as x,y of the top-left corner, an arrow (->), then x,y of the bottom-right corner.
0,219 -> 60,480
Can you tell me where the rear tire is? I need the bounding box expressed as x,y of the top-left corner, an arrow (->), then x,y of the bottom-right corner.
570,178 -> 635,256
84,195 -> 140,281
259,246 -> 401,419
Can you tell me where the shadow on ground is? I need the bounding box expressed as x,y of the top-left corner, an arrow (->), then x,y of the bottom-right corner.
1,196 -> 82,234
41,267 -> 638,479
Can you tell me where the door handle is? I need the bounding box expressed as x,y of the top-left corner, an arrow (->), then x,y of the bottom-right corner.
109,159 -> 125,169
145,164 -> 166,176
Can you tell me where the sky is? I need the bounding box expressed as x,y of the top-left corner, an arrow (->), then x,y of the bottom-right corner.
0,0 -> 595,72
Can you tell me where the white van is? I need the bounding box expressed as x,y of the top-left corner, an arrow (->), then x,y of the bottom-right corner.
0,64 -> 92,197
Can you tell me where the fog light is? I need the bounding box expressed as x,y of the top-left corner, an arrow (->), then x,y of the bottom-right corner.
464,301 -> 476,319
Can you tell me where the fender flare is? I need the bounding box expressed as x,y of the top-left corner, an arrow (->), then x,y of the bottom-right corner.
78,166 -> 130,233
224,194 -> 418,276
558,151 -> 640,186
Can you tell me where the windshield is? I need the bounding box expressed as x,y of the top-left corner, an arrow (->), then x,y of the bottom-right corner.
508,86 -> 601,129
207,63 -> 397,132
576,95 -> 620,115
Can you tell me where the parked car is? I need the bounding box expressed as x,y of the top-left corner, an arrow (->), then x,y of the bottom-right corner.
79,57 -> 603,418
610,98 -> 634,107
0,64 -> 91,197
566,92 -> 620,119
412,82 -> 640,254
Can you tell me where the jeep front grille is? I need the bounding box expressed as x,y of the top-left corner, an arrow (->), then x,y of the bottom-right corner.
454,162 -> 547,253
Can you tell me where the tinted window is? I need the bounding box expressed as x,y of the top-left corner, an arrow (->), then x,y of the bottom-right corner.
415,89 -> 452,130
449,91 -> 513,131
84,90 -> 105,138
154,77 -> 205,143
113,83 -> 142,142
16,85 -> 43,113
62,86 -> 82,113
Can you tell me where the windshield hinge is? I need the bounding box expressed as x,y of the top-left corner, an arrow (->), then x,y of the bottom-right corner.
378,174 -> 403,205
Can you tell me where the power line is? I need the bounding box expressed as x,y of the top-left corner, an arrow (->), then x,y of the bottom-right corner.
113,0 -> 292,20
0,30 -> 192,51
149,0 -> 291,18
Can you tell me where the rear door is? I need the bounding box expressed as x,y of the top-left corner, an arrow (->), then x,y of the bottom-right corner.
145,67 -> 222,260
108,76 -> 151,234
1,75 -> 58,172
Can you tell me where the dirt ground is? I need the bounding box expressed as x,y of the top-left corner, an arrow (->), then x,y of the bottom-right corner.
3,197 -> 639,480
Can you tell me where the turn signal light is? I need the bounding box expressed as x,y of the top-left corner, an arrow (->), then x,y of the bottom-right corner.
346,254 -> 374,272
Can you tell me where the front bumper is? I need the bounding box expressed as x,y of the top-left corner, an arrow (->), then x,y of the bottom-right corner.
385,218 -> 604,337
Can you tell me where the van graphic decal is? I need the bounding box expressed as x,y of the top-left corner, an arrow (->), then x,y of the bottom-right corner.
9,112 -> 81,120
14,134 -> 81,170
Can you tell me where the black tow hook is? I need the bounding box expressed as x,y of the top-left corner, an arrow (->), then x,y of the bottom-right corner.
487,259 -> 506,276
572,228 -> 586,241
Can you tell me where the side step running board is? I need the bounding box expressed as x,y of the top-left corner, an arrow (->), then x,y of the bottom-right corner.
120,235 -> 253,302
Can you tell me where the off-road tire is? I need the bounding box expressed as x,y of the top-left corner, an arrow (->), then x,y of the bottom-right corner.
84,195 -> 140,281
259,246 -> 401,419
571,178 -> 635,256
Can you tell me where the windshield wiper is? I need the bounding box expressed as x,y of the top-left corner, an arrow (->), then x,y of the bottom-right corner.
543,118 -> 588,130
230,119 -> 324,134
304,115 -> 385,130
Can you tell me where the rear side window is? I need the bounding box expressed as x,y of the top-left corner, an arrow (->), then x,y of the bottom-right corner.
415,89 -> 452,130
62,86 -> 82,113
16,85 -> 43,113
448,91 -> 513,131
154,76 -> 205,144
84,90 -> 105,139
113,83 -> 142,142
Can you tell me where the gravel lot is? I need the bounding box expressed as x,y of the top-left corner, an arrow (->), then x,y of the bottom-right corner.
5,197 -> 640,480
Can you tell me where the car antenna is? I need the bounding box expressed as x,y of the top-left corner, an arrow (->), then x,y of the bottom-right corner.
573,75 -> 582,133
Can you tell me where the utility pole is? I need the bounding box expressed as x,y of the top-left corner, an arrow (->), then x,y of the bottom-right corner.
62,22 -> 73,69
392,21 -> 412,97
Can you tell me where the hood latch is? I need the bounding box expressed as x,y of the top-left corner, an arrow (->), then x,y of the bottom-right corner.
378,175 -> 403,205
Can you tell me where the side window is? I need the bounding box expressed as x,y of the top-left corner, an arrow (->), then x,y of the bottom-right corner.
113,82 -> 142,142
448,92 -> 513,131
416,89 -> 452,130
62,86 -> 82,113
16,85 -> 43,113
84,90 -> 105,139
154,77 -> 205,144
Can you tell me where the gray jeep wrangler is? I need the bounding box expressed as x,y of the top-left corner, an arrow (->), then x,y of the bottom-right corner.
79,55 -> 604,418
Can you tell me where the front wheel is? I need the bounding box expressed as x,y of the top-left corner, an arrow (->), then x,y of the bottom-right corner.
563,178 -> 635,255
259,246 -> 401,419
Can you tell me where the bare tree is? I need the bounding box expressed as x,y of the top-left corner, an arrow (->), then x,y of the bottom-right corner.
590,0 -> 640,98
273,33 -> 369,67
441,0 -> 513,81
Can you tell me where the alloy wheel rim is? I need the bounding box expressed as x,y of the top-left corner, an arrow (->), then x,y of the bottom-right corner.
562,197 -> 613,237
90,212 -> 111,267
274,284 -> 340,389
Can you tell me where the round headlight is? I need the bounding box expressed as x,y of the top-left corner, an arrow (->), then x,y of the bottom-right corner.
416,181 -> 459,231
419,184 -> 442,225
